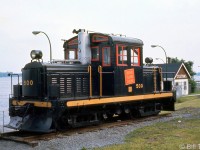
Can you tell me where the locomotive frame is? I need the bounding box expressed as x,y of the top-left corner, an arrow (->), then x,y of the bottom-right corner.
7,29 -> 176,132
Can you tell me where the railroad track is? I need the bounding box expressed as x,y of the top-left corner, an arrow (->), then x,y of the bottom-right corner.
0,113 -> 172,147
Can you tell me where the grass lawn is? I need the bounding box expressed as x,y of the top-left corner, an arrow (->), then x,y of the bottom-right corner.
96,95 -> 200,150
176,94 -> 200,110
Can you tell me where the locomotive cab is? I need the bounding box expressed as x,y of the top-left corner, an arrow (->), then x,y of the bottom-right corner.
64,32 -> 144,97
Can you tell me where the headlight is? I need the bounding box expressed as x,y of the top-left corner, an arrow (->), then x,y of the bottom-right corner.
30,50 -> 43,60
145,57 -> 153,64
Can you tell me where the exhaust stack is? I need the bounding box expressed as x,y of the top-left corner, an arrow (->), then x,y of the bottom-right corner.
77,29 -> 91,65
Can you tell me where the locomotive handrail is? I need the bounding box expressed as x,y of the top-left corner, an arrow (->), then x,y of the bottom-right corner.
88,65 -> 92,97
51,59 -> 81,64
98,66 -> 115,97
98,71 -> 115,74
160,72 -> 175,74
159,67 -> 163,91
8,73 -> 20,96
153,67 -> 157,92
98,66 -> 103,97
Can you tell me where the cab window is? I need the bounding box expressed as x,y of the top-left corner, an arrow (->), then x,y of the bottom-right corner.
116,45 -> 127,66
131,48 -> 140,66
102,47 -> 111,66
91,46 -> 99,61
66,49 -> 77,60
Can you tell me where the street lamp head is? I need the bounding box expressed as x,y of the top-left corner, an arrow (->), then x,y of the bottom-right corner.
32,31 -> 41,35
151,45 -> 157,48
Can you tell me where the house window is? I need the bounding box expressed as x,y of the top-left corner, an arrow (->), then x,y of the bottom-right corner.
131,48 -> 140,66
116,45 -> 127,66
102,47 -> 111,66
184,81 -> 187,90
91,46 -> 99,61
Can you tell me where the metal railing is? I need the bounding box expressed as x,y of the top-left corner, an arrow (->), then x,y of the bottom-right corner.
0,110 -> 8,134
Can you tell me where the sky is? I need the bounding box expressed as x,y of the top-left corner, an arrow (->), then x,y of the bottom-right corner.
0,0 -> 200,73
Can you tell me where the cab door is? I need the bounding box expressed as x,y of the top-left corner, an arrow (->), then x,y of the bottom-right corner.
101,47 -> 114,96
91,46 -> 114,96
91,46 -> 100,96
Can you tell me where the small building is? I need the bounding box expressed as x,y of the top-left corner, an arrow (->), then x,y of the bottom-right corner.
157,63 -> 191,97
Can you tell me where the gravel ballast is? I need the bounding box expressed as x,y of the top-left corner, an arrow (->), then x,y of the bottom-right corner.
0,107 -> 200,150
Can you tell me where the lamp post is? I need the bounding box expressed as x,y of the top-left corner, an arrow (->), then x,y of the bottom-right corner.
155,58 -> 165,64
32,31 -> 52,62
151,45 -> 168,81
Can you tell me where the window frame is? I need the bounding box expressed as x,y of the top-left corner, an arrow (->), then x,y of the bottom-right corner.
184,81 -> 187,90
92,35 -> 109,42
102,46 -> 111,66
116,44 -> 128,66
131,47 -> 141,66
65,48 -> 77,60
91,46 -> 99,61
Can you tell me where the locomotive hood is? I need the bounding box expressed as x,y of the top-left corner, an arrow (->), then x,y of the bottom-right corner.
23,61 -> 44,69
23,61 -> 88,71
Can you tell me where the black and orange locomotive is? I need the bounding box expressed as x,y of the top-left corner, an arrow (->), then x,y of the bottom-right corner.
7,29 -> 176,132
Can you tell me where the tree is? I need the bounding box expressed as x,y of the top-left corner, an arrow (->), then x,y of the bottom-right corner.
170,57 -> 196,92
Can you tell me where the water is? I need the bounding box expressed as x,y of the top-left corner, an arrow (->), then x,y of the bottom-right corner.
0,77 -> 21,129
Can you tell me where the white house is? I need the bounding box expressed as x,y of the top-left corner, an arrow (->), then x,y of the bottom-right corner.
157,63 -> 191,97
